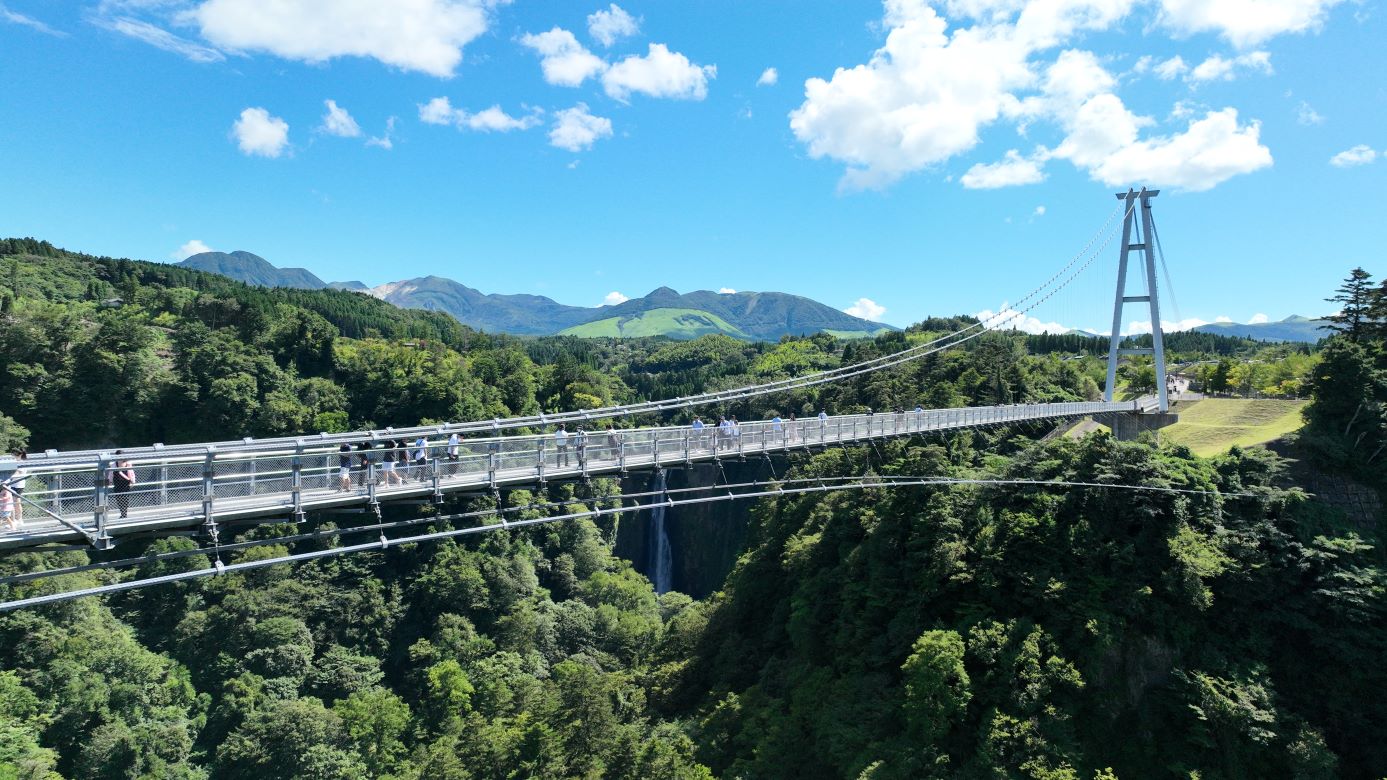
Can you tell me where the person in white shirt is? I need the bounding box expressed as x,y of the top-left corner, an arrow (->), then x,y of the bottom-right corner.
446,432 -> 460,476
412,436 -> 428,481
554,425 -> 570,467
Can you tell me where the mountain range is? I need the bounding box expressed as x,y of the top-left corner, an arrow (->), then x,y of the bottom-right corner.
177,251 -> 895,341
1191,315 -> 1332,343
1062,315 -> 1332,343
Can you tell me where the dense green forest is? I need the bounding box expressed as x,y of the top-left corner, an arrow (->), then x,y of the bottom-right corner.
0,244 -> 1383,778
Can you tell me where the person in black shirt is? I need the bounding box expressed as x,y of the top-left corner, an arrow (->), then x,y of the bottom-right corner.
338,443 -> 353,491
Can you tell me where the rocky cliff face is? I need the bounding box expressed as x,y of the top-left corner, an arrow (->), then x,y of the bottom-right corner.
614,458 -> 783,598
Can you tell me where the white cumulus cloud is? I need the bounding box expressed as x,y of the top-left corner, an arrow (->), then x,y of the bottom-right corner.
603,43 -> 716,101
367,117 -> 398,149
320,99 -> 361,137
550,103 -> 613,152
844,297 -> 888,322
172,239 -> 213,260
1296,101 -> 1324,125
718,287 -> 737,294
1157,0 -> 1346,48
1071,107 -> 1273,191
1248,312 -> 1270,324
757,67 -> 779,86
231,107 -> 289,158
1033,205 -> 1046,217
603,291 -> 630,306
189,0 -> 492,77
1329,144 -> 1377,167
1125,317 -> 1211,334
961,149 -> 1046,188
521,27 -> 608,86
1153,55 -> 1188,79
587,4 -> 639,47
418,97 -> 541,132
1188,50 -> 1272,83
788,0 -> 1276,193
974,308 -> 1071,335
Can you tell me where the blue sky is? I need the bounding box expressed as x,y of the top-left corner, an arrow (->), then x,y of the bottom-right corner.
1,0 -> 1383,333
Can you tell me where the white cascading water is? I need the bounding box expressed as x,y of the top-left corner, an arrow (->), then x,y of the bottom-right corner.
650,470 -> 674,594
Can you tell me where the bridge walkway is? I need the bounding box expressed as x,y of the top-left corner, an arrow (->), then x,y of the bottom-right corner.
0,401 -> 1132,550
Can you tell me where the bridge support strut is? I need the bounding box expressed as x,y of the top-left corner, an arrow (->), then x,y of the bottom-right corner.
1104,188 -> 1170,413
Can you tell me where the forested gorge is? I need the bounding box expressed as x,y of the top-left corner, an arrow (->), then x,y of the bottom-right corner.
0,243 -> 1383,779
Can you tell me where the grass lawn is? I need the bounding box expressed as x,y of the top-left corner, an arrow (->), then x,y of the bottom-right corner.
558,307 -> 749,339
1161,398 -> 1308,457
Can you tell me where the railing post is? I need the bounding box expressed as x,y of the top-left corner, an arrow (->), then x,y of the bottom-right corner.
537,439 -> 546,483
683,429 -> 691,464
618,436 -> 626,473
291,442 -> 304,522
201,447 -> 218,544
431,455 -> 442,502
488,450 -> 498,489
93,455 -> 110,544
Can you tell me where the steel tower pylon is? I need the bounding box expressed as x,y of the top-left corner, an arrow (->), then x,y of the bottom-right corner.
1103,187 -> 1169,413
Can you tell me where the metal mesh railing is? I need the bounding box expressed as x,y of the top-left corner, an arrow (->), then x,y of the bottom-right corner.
0,401 -> 1134,544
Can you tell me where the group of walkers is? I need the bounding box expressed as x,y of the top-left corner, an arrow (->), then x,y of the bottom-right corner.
335,433 -> 466,491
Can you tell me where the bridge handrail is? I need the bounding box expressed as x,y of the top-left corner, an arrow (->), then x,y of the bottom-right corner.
0,401 -> 1135,545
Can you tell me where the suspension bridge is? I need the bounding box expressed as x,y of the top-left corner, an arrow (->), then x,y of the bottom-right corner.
0,188 -> 1197,609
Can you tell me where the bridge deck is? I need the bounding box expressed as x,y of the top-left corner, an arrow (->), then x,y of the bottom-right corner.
0,402 -> 1133,550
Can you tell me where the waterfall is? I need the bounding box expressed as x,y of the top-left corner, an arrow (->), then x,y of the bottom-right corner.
650,470 -> 674,594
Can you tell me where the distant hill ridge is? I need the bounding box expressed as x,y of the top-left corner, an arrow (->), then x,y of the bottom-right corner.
1060,315 -> 1332,344
171,250 -> 896,341
179,251 -> 327,290
1192,315 -> 1332,343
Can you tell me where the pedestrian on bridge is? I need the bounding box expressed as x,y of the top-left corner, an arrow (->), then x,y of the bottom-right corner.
388,439 -> 407,486
412,436 -> 428,481
605,425 -> 621,461
555,425 -> 570,468
788,413 -> 798,441
109,450 -> 136,519
447,432 -> 460,476
574,427 -> 587,469
3,450 -> 28,527
337,443 -> 353,491
0,482 -> 13,531
691,418 -> 705,451
356,447 -> 372,487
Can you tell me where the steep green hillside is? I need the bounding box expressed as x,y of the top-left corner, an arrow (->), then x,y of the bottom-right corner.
1162,398 -> 1308,456
559,308 -> 750,339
